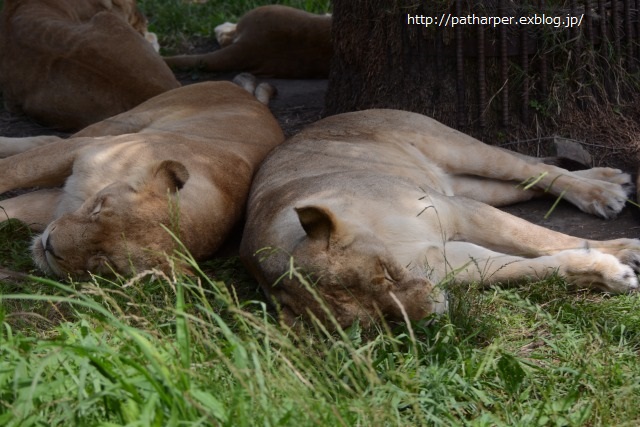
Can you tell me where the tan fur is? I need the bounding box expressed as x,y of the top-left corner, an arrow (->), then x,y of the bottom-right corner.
0,81 -> 284,279
0,0 -> 180,131
163,5 -> 331,78
240,109 -> 640,328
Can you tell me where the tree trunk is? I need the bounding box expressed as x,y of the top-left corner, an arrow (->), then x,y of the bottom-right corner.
325,0 -> 640,167
326,1 -> 462,127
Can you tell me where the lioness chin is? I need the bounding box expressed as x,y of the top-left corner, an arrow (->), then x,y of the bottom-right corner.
0,80 -> 284,279
240,109 -> 640,328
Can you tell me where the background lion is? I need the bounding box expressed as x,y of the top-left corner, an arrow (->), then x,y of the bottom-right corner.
0,0 -> 180,130
163,5 -> 331,78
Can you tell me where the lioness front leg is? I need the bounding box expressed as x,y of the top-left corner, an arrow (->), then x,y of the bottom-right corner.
0,137 -> 93,194
433,242 -> 637,294
0,135 -> 64,158
0,189 -> 63,230
434,195 -> 640,273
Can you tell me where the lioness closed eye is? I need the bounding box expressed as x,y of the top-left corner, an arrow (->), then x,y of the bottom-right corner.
0,80 -> 284,279
240,109 -> 640,328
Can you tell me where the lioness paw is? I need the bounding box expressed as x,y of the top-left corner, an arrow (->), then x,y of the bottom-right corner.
214,22 -> 237,47
557,249 -> 638,294
144,31 -> 160,53
568,179 -> 630,219
594,238 -> 640,273
614,248 -> 640,274
574,168 -> 631,186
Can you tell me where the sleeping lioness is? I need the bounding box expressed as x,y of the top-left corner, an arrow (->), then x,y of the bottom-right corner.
0,80 -> 284,278
0,0 -> 180,131
240,109 -> 640,327
163,5 -> 331,78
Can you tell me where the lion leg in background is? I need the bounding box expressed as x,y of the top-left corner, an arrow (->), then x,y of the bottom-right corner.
430,194 -> 640,275
430,241 -> 637,294
0,107 -> 164,158
164,41 -> 256,73
0,135 -> 64,158
0,189 -> 63,231
0,138 -> 95,193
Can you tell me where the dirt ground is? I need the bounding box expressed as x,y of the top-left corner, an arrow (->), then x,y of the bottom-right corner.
1,73 -> 638,248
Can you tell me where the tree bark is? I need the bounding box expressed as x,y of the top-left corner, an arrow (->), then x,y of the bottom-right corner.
325,0 -> 640,167
326,1 -> 462,128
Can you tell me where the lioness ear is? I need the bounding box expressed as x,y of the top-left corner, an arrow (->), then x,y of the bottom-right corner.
295,205 -> 351,247
152,160 -> 189,194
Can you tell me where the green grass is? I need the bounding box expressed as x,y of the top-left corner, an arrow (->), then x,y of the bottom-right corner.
3,0 -> 640,425
3,253 -> 640,426
3,221 -> 640,426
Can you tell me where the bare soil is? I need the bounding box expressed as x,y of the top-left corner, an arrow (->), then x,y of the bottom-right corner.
1,72 -> 638,251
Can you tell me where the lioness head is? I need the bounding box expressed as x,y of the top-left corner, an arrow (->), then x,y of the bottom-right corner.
31,160 -> 189,279
101,0 -> 147,32
270,205 -> 444,327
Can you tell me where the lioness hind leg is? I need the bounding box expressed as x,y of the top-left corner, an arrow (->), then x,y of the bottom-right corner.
434,242 -> 637,294
451,167 -> 632,207
450,175 -> 542,206
429,134 -> 631,218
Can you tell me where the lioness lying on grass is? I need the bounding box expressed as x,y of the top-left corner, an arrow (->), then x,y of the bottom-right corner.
0,0 -> 180,130
0,79 -> 284,279
240,109 -> 640,327
164,5 -> 331,78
